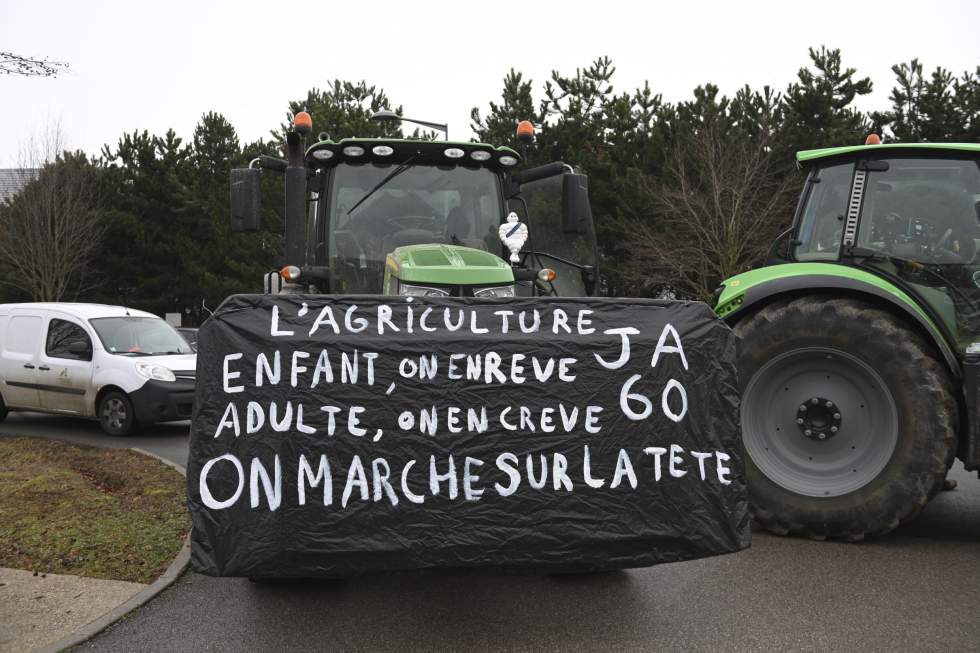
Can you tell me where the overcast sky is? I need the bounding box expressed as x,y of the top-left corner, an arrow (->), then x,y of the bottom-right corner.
2,0 -> 978,166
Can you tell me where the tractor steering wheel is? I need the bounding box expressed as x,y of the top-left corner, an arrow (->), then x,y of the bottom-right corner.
930,227 -> 977,263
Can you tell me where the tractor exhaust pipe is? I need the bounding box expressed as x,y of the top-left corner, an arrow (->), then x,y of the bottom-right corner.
284,112 -> 313,269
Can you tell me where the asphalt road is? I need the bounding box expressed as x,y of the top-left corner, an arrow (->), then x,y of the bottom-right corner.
4,411 -> 980,651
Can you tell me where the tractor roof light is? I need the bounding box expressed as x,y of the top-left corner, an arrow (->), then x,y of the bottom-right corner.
343,145 -> 365,157
499,155 -> 519,167
281,265 -> 301,282
311,148 -> 333,160
470,150 -> 491,161
516,120 -> 535,144
865,133 -> 882,145
293,111 -> 313,135
372,145 -> 394,156
444,147 -> 465,159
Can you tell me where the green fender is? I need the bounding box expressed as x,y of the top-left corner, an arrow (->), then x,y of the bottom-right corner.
715,262 -> 960,375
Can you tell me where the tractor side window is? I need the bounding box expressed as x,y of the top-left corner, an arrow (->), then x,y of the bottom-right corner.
858,158 -> 980,352
794,163 -> 852,262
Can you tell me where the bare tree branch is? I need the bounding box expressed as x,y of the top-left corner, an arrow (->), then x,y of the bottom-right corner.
0,124 -> 104,301
619,123 -> 798,300
0,51 -> 69,77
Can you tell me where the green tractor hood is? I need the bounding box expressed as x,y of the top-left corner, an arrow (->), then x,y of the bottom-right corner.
385,244 -> 515,286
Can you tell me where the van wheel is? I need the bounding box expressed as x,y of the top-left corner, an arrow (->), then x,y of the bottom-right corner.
98,391 -> 137,436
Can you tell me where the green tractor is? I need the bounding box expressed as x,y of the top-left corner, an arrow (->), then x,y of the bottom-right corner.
715,139 -> 980,540
230,113 -> 598,300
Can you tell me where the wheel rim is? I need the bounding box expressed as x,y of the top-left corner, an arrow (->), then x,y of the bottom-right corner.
742,347 -> 898,497
102,397 -> 127,430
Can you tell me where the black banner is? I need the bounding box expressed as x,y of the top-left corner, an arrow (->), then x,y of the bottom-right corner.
188,295 -> 748,577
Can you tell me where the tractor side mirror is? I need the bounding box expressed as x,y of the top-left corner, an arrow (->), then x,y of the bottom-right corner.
230,168 -> 261,232
561,173 -> 593,235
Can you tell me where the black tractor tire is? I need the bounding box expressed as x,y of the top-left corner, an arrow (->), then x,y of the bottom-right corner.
735,296 -> 956,540
97,390 -> 138,437
0,394 -> 8,423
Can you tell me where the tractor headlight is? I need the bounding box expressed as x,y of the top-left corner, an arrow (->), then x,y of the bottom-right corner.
135,362 -> 176,383
474,285 -> 516,298
400,284 -> 450,298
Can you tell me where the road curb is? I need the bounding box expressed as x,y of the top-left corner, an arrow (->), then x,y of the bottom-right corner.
34,447 -> 190,653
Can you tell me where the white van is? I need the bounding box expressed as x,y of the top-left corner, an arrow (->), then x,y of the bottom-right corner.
0,303 -> 196,435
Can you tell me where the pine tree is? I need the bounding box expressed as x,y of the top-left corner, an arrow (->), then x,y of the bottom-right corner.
782,46 -> 873,150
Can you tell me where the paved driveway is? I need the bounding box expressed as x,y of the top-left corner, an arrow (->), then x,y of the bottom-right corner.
3,412 -> 979,651
0,412 -> 189,468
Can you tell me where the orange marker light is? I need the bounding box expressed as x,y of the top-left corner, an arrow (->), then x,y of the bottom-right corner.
516,120 -> 534,143
281,265 -> 301,282
537,268 -> 557,283
293,111 -> 313,135
865,133 -> 881,145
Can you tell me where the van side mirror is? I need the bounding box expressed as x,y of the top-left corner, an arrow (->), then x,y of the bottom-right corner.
561,173 -> 593,235
68,340 -> 91,360
230,168 -> 261,232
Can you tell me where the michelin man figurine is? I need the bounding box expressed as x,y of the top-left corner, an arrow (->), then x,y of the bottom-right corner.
498,212 -> 528,264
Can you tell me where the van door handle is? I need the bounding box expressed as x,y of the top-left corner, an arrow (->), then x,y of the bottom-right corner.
23,363 -> 35,369
38,365 -> 51,371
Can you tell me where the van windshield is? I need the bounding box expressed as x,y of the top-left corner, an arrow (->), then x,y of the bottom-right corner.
89,317 -> 193,356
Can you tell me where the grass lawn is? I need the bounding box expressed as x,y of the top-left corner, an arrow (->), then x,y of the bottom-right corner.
0,436 -> 189,584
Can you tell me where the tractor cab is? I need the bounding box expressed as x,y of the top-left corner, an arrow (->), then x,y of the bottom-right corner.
790,143 -> 980,351
230,114 -> 599,299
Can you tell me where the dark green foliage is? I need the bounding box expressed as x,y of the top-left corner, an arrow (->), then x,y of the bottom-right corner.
781,47 -> 874,151
11,48 -> 974,312
87,117 -> 281,322
872,60 -> 980,142
473,48 -> 977,297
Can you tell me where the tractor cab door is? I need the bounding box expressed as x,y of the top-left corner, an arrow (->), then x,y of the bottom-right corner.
793,162 -> 853,262
510,172 -> 599,296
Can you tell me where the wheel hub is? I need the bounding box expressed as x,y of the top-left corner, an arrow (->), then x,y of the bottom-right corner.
104,398 -> 126,429
796,396 -> 842,441
742,346 -> 898,498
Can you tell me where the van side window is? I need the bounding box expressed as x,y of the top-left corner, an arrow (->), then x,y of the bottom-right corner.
46,319 -> 92,361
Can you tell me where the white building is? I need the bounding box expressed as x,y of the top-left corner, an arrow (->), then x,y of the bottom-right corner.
0,168 -> 38,204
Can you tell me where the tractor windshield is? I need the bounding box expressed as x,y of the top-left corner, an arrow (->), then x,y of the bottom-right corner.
326,163 -> 503,293
856,157 -> 980,350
